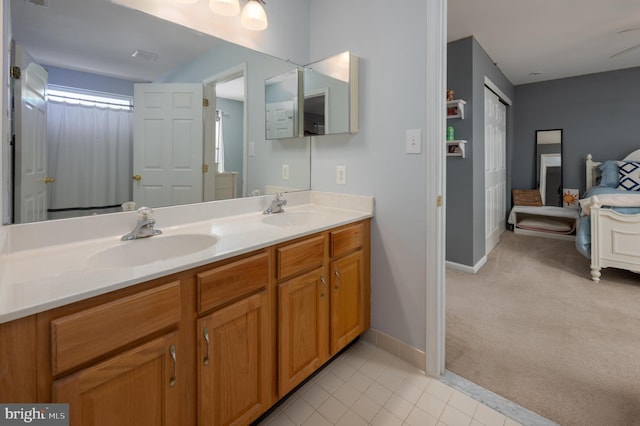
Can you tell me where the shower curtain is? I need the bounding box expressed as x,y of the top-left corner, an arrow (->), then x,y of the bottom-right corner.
47,101 -> 133,218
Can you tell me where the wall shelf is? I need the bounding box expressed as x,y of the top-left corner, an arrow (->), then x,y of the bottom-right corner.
446,140 -> 467,158
446,99 -> 466,119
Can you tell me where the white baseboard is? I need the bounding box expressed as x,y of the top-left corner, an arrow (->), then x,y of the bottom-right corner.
361,328 -> 426,372
445,256 -> 487,274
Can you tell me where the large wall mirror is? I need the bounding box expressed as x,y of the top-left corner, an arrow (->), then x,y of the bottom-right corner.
536,129 -> 563,206
4,0 -> 310,225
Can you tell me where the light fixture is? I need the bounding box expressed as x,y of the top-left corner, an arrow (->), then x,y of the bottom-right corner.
240,0 -> 268,31
173,0 -> 199,4
209,0 -> 240,16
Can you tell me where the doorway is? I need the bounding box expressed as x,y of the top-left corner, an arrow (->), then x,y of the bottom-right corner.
203,64 -> 247,200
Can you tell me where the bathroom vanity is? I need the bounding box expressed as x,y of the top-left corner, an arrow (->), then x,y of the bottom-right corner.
0,191 -> 372,426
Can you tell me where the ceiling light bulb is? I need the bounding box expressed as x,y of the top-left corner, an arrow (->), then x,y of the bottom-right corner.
209,0 -> 240,16
241,0 -> 268,31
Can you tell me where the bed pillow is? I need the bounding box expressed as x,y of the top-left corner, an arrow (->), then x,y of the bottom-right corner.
598,161 -> 619,188
617,161 -> 640,191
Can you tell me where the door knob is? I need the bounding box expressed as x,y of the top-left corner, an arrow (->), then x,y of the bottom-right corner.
43,177 -> 55,184
132,174 -> 142,181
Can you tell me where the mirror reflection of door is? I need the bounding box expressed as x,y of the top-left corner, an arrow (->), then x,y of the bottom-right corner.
13,44 -> 49,224
536,129 -> 563,206
133,83 -> 204,208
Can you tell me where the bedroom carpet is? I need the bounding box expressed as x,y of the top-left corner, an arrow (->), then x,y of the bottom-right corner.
446,231 -> 640,426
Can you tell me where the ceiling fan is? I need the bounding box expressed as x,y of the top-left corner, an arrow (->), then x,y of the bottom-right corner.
610,27 -> 640,58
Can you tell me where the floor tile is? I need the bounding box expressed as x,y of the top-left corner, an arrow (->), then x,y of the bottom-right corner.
439,404 -> 472,426
335,409 -> 368,426
448,390 -> 479,417
302,412 -> 332,426
416,391 -> 447,419
405,406 -> 439,426
332,381 -> 361,407
258,341 -> 534,426
364,381 -> 393,406
383,393 -> 414,420
317,396 -> 348,424
301,385 -> 330,409
370,408 -> 403,426
426,378 -> 455,402
284,397 -> 315,425
474,403 -> 507,426
351,394 -> 381,423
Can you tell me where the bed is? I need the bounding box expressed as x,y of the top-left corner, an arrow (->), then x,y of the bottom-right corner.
577,149 -> 640,281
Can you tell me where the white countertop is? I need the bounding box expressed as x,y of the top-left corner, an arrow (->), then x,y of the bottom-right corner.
0,191 -> 373,323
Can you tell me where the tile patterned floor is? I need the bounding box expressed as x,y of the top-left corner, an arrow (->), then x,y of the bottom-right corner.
258,341 -> 523,426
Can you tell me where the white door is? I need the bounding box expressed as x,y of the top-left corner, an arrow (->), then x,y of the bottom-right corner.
484,86 -> 506,255
266,101 -> 294,139
133,84 -> 203,208
14,45 -> 48,223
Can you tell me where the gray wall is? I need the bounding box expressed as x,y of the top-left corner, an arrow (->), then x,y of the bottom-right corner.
446,37 -> 514,267
514,67 -> 640,195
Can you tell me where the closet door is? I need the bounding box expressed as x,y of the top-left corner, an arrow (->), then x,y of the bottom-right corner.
484,86 -> 506,255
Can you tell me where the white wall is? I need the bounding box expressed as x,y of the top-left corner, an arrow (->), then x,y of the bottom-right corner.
309,0 -> 429,350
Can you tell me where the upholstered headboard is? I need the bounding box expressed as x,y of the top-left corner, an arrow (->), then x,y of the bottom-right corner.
586,149 -> 640,191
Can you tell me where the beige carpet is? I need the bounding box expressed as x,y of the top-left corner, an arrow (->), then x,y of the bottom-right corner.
446,231 -> 640,426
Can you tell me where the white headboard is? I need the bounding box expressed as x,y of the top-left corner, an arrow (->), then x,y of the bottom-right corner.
586,148 -> 640,190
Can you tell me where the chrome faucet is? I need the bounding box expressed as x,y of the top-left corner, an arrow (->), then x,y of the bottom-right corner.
263,193 -> 287,214
121,207 -> 162,240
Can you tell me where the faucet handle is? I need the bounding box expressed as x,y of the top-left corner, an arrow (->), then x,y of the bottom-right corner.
137,206 -> 154,219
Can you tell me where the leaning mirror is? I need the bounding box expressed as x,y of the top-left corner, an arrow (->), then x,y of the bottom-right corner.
536,129 -> 563,206
4,0 -> 310,225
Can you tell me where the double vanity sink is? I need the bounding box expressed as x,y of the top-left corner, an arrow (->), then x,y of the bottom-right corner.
88,210 -> 318,268
0,191 -> 374,323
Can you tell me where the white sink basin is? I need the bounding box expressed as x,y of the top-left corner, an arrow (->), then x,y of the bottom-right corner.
88,234 -> 219,268
262,211 -> 313,226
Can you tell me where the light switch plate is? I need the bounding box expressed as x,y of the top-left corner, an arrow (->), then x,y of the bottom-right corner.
282,164 -> 289,180
405,129 -> 422,154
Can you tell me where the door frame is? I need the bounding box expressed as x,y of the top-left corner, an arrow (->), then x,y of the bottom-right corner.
203,63 -> 247,199
425,0 -> 447,377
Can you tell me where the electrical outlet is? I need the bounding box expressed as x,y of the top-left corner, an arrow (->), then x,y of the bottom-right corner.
405,129 -> 422,154
282,164 -> 289,180
336,165 -> 346,185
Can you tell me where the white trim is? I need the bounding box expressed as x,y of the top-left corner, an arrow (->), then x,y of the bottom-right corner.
425,0 -> 447,378
445,256 -> 488,274
484,76 -> 512,106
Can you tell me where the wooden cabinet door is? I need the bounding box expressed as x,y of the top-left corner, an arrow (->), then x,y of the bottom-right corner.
278,267 -> 329,397
198,291 -> 271,426
330,250 -> 366,354
53,332 -> 180,426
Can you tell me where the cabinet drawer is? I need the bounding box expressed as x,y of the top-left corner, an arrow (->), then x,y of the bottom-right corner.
330,223 -> 364,258
277,235 -> 325,280
51,281 -> 181,375
197,252 -> 269,313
